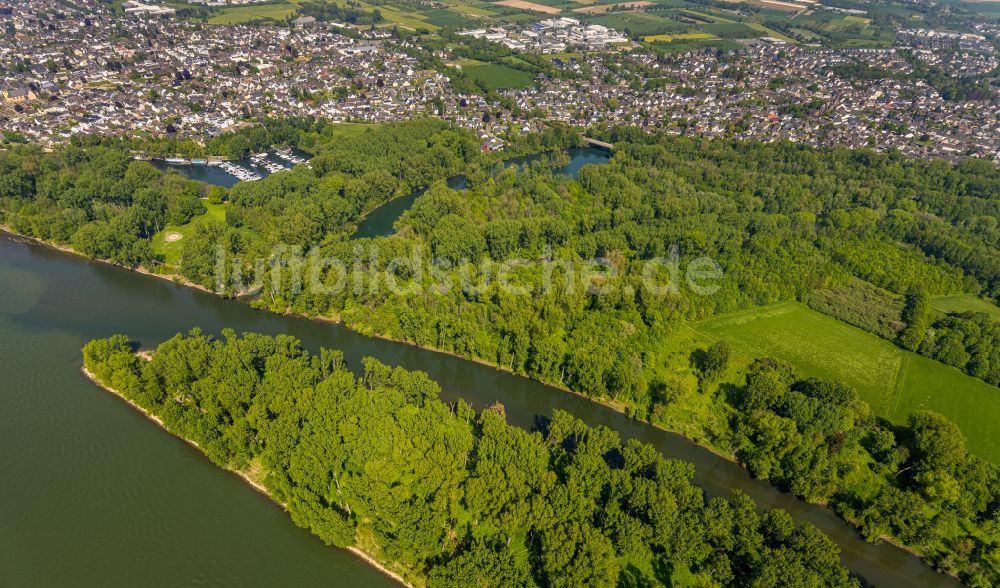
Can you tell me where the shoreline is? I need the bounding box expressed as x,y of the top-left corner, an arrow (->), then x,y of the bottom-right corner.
354,328 -> 934,563
354,325 -> 741,461
81,366 -> 412,588
0,226 -> 219,296
8,227 -> 936,575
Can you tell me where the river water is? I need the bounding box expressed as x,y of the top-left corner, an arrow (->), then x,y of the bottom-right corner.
0,230 -> 960,587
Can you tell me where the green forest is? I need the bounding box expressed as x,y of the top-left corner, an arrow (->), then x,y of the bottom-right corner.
83,330 -> 860,588
4,121 -> 1000,583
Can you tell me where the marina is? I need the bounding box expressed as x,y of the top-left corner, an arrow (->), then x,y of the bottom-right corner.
148,148 -> 312,187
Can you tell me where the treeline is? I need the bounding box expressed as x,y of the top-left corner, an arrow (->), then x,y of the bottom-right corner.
808,280 -> 1000,387
0,146 -> 205,266
82,331 -> 859,587
730,359 -> 999,585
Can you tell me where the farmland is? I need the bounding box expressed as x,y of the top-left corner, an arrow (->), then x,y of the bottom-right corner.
694,301 -> 1000,462
205,3 -> 298,24
643,32 -> 715,42
495,0 -> 562,14
591,11 -> 687,37
194,0 -> 897,50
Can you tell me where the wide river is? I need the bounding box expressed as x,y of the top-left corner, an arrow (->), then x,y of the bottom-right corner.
0,189 -> 959,586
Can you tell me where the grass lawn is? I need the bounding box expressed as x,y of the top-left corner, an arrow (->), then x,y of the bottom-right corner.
463,63 -> 535,89
151,201 -> 226,269
206,3 -> 297,24
693,301 -> 1000,462
327,122 -> 379,139
931,294 -> 1000,321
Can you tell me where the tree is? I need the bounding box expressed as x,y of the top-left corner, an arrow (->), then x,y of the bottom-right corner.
898,286 -> 930,351
701,340 -> 731,381
908,410 -> 966,475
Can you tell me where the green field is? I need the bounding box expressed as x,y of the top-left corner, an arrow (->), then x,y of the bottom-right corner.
326,122 -> 379,139
206,3 -> 297,24
151,201 -> 226,269
423,8 -> 474,27
463,62 -> 535,89
439,0 -> 498,17
694,301 -> 1000,462
931,294 -> 1000,321
590,11 -> 686,37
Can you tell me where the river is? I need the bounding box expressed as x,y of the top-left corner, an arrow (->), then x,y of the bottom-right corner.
0,231 -> 959,586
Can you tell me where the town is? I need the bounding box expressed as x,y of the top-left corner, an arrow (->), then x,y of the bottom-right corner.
1,0 -> 998,163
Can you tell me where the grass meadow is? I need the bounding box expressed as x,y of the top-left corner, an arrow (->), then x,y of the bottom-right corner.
930,294 -> 1000,321
151,201 -> 226,269
693,301 -> 1000,462
462,62 -> 535,89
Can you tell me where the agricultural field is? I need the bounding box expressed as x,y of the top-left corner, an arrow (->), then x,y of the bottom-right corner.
205,3 -> 297,24
931,294 -> 1000,321
744,21 -> 796,42
422,8 -> 475,28
151,201 -> 226,269
574,1 -> 654,14
590,11 -> 687,37
370,4 -> 442,30
643,32 -> 715,42
494,0 -> 563,14
771,10 -> 894,47
438,0 -> 500,16
693,301 -> 1000,462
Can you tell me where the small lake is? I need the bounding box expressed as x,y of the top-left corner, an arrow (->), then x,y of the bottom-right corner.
352,147 -> 612,240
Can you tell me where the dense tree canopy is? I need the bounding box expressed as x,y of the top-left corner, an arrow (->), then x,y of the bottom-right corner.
83,331 -> 860,588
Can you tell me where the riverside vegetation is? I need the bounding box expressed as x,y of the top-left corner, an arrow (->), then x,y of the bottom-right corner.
83,330 -> 860,588
3,120 -> 1000,583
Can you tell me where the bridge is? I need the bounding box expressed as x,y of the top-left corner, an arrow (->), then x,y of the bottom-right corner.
582,136 -> 614,151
